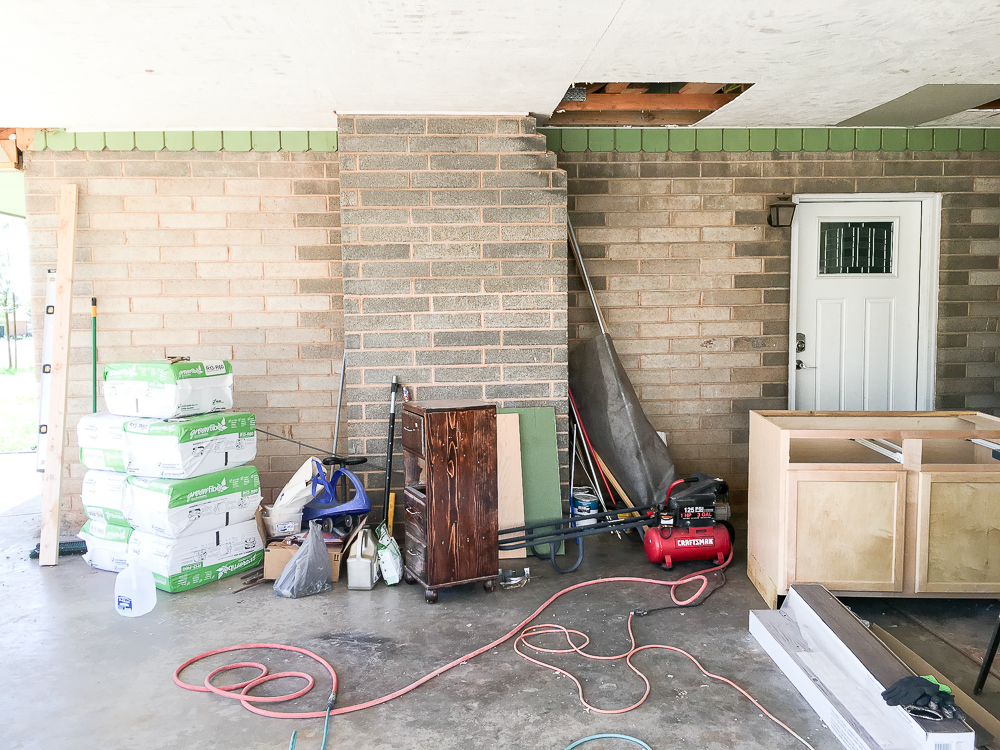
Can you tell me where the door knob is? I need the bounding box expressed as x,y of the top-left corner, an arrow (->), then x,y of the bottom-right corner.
795,359 -> 815,371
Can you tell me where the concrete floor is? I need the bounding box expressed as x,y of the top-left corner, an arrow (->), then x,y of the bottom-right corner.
2,461 -> 999,750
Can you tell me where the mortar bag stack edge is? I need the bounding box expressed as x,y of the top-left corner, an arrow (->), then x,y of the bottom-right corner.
75,360 -> 263,591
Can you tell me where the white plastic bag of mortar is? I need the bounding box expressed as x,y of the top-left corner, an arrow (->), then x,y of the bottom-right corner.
273,520 -> 332,598
272,456 -> 321,510
123,412 -> 256,479
82,470 -> 130,525
103,360 -> 233,419
376,522 -> 402,585
79,519 -> 133,573
123,465 -> 262,538
127,518 -> 263,592
77,412 -> 128,472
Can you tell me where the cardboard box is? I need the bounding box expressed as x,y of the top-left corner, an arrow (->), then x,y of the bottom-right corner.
262,520 -> 367,583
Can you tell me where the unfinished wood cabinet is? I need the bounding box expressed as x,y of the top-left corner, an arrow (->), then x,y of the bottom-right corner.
748,410 -> 1000,607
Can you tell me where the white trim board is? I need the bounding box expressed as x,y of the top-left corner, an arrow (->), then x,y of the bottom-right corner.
750,585 -> 975,750
787,193 -> 941,411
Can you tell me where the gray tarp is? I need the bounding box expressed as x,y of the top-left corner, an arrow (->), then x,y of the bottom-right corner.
568,334 -> 676,508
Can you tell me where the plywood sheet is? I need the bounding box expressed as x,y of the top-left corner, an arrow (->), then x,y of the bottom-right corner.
498,407 -> 563,555
496,412 -> 526,560
794,480 -> 898,588
926,481 -> 1000,587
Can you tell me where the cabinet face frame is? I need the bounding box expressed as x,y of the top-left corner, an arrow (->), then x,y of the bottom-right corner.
915,472 -> 1000,594
787,469 -> 907,592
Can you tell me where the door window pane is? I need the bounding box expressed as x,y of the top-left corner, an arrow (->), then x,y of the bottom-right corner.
818,221 -> 893,274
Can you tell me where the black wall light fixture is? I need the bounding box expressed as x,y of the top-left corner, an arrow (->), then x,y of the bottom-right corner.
767,197 -> 796,227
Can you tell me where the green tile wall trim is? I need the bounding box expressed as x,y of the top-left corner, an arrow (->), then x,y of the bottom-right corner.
881,130 -> 908,152
541,127 -> 1000,153
251,131 -> 281,152
223,131 -> 252,151
828,129 -> 856,151
74,132 -> 106,151
615,128 -> 642,152
588,129 -> 614,152
696,129 -> 723,152
749,129 -> 775,152
134,132 -> 165,151
775,129 -> 803,151
641,129 -> 670,152
723,128 -> 750,152
26,127 -> 1000,155
30,130 -> 339,151
934,129 -> 959,152
855,129 -> 881,152
164,131 -> 193,151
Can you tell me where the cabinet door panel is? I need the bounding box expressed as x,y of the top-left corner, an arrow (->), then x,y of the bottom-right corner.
916,474 -> 1000,593
790,471 -> 905,591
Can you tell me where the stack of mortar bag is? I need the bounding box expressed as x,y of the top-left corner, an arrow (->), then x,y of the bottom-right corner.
76,360 -> 264,592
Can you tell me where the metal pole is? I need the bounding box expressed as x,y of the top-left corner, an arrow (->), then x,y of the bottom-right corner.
11,292 -> 17,369
567,217 -> 607,336
332,348 -> 347,454
91,297 -> 97,412
569,395 -> 610,514
382,376 -> 400,523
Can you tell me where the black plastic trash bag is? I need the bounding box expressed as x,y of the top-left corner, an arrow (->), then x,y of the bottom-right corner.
273,520 -> 332,598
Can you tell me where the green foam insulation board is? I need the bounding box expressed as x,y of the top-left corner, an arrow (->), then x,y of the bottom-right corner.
498,407 -> 564,555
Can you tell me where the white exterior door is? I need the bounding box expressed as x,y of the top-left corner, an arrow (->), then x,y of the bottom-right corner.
792,200 -> 924,411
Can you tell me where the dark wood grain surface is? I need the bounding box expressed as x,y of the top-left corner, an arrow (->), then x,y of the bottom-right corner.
402,401 -> 499,593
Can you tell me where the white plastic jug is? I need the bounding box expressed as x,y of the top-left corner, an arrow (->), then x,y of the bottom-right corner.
115,560 -> 157,617
347,529 -> 380,590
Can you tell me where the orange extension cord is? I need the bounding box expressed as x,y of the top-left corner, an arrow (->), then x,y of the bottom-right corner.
174,553 -> 815,749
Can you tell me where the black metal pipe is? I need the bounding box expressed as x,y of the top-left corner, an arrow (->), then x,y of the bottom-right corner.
382,376 -> 400,523
499,516 -> 652,549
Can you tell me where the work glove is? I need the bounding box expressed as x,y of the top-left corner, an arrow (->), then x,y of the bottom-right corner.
881,676 -> 966,720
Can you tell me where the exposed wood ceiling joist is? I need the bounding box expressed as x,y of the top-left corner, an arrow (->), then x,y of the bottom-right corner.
679,82 -> 725,95
559,92 -> 738,112
553,82 -> 748,126
547,110 -> 710,126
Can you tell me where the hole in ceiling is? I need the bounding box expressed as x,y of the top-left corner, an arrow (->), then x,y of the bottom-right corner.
550,82 -> 752,126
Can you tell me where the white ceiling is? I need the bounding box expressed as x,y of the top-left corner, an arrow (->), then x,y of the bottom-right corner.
6,0 -> 1000,130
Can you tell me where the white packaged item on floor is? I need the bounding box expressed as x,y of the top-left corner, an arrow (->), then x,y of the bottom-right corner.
103,360 -> 233,419
115,561 -> 157,617
347,528 -> 380,590
77,412 -> 128,472
82,469 -> 129,525
123,465 -> 262,539
272,456 -> 321,510
79,519 -> 133,573
123,411 -> 256,479
127,519 -> 264,593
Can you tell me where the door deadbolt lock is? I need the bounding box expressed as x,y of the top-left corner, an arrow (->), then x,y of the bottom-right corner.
796,333 -> 806,353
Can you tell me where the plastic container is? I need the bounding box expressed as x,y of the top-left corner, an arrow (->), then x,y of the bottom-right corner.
263,504 -> 303,538
115,560 -> 157,617
572,490 -> 600,527
347,528 -> 380,590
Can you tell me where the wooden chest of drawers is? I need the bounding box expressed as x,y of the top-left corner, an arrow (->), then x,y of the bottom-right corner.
401,399 -> 499,603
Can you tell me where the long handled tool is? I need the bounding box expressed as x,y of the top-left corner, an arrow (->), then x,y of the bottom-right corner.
382,376 -> 400,528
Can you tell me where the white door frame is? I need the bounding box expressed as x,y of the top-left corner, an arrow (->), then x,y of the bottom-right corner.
787,193 -> 942,411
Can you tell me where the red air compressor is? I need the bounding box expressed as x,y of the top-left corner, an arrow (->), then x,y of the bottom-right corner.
644,473 -> 733,569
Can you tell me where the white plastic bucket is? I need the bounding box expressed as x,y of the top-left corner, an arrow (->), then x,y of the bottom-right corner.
263,504 -> 303,538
